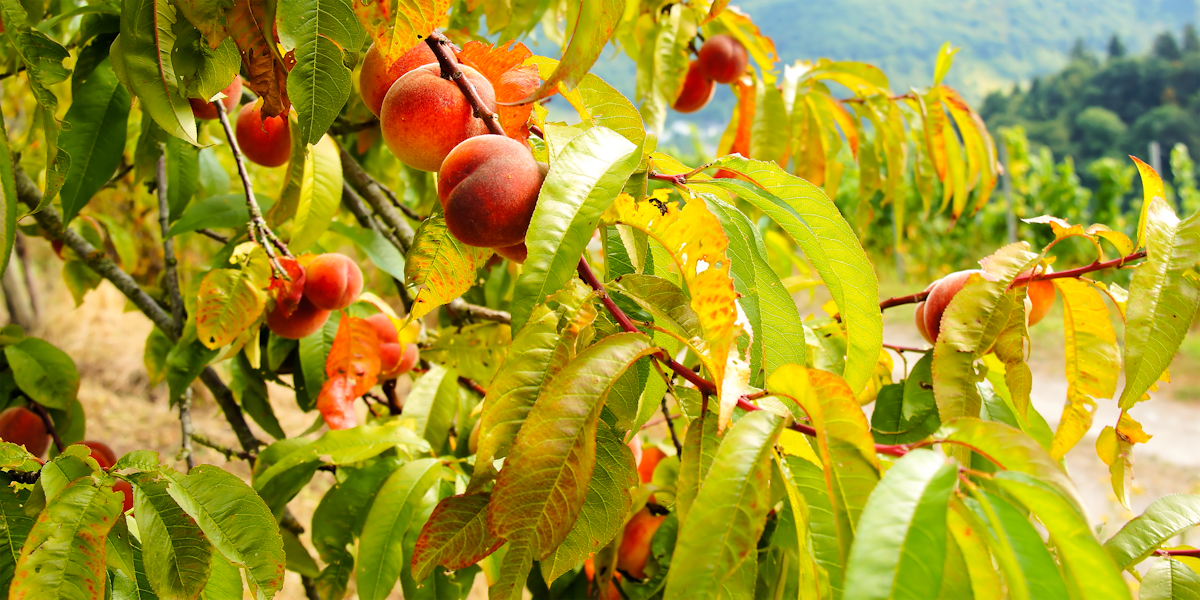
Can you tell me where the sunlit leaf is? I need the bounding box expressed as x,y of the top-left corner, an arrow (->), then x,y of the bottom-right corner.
1140,557 -> 1200,599
277,0 -> 363,144
127,471 -> 214,599
405,216 -> 494,321
287,136 -> 344,252
516,0 -> 623,104
355,459 -> 443,600
195,256 -> 271,350
1106,494 -> 1200,570
1050,278 -> 1119,459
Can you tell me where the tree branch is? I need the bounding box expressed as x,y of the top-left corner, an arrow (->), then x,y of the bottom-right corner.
339,144 -> 415,251
212,101 -> 291,277
660,394 -> 683,456
196,228 -> 230,243
157,150 -> 195,470
425,30 -> 505,136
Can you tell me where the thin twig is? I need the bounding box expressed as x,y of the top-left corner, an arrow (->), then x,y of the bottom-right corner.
157,151 -> 194,469
28,402 -> 65,453
640,412 -> 680,430
301,575 -> 321,600
14,232 -> 39,322
458,376 -> 487,397
1156,549 -> 1200,557
883,342 -> 928,353
382,379 -> 402,415
102,162 -> 134,190
446,297 -> 512,325
196,228 -> 230,243
840,93 -> 917,104
425,31 -> 505,136
212,101 -> 292,277
191,432 -> 254,461
178,390 -> 196,470
660,395 -> 683,456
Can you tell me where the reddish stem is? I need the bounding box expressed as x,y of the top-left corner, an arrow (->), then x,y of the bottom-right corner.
1157,549 -> 1200,557
648,171 -> 687,186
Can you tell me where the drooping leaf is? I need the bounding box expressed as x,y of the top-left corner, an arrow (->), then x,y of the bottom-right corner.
1106,494 -> 1200,570
199,554 -> 243,600
0,115 -> 16,279
253,420 -> 428,492
663,410 -> 784,600
287,136 -> 343,251
164,465 -> 287,597
676,411 -> 720,527
297,310 -> 340,410
689,157 -> 881,393
842,449 -> 957,600
276,0 -> 362,144
1050,278 -> 1119,459
112,0 -> 198,144
488,333 -> 655,556
515,0 -> 623,104
402,363 -> 458,450
355,458 -> 443,600
539,420 -> 637,583
2,23 -> 71,205
128,471 -> 214,599
405,216 -> 494,321
10,478 -> 123,600
58,57 -> 129,224
195,258 -> 271,350
634,5 -> 687,135
1133,156 -> 1167,251
511,126 -> 640,331
1119,197 -> 1200,409
946,500 -> 1002,600
411,493 -> 503,582
226,0 -> 289,116
317,315 -> 382,429
166,137 -> 200,221
967,490 -> 1070,600
167,194 -> 276,238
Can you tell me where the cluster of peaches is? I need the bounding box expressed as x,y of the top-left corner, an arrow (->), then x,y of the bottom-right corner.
264,253 -> 419,379
672,34 -> 750,113
914,268 -> 1056,343
0,406 -> 134,511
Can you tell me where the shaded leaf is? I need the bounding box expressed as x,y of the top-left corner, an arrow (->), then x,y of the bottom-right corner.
411,493 -> 502,582
5,337 -> 80,410
128,471 -> 214,600
112,0 -> 197,144
59,57 -> 129,224
355,458 -> 442,600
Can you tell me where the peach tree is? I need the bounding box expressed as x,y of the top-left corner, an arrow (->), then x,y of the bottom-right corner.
0,0 -> 1199,599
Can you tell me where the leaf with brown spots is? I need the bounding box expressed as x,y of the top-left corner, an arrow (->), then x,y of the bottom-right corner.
227,0 -> 290,116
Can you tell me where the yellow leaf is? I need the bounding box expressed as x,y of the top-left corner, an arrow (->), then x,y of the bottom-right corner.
354,0 -> 453,64
1095,425 -> 1133,509
1133,156 -> 1166,251
767,365 -> 879,471
1049,278 -> 1119,459
195,251 -> 271,350
405,216 -> 493,321
1117,412 -> 1152,444
601,191 -> 741,427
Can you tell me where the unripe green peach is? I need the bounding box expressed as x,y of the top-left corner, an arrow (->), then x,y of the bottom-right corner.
380,63 -> 496,172
359,43 -> 437,118
438,135 -> 546,249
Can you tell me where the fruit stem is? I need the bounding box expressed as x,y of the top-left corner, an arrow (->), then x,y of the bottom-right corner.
212,101 -> 293,280
28,402 -> 65,453
424,30 -> 506,137
1156,549 -> 1200,557
878,249 -> 1149,311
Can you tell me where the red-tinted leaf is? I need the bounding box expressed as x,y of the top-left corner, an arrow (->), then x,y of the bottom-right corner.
714,78 -> 755,179
411,493 -> 504,581
326,315 -> 382,394
458,40 -> 540,140
317,374 -> 358,430
227,0 -> 290,116
270,257 -> 306,318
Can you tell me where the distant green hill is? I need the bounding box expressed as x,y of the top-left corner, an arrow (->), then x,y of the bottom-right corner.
547,0 -> 1199,129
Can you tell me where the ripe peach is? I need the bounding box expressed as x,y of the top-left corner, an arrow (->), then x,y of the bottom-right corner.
438,135 -> 545,248
235,102 -> 291,168
380,63 -> 496,172
0,406 -> 49,457
637,446 -> 666,484
80,441 -> 118,469
359,43 -> 437,118
494,243 -> 527,263
921,270 -> 983,343
617,507 -> 666,580
698,34 -> 749,84
190,75 -> 243,120
395,344 -> 419,376
114,480 -> 134,513
1013,269 -> 1057,327
914,282 -> 937,344
364,313 -> 407,377
303,254 -> 364,311
672,60 -> 715,113
266,296 -> 330,340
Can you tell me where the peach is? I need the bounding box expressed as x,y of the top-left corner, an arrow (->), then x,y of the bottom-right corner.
672,61 -> 715,113
637,446 -> 666,484
190,75 -> 243,120
394,344 -> 419,376
303,254 -> 364,311
494,244 -> 527,263
698,34 -> 749,84
235,102 -> 291,168
921,270 -> 983,343
0,406 -> 49,457
584,557 -> 622,600
266,296 -> 331,340
114,480 -> 134,513
617,507 -> 666,580
359,43 -> 437,118
80,441 -> 118,469
914,281 -> 937,344
380,63 -> 496,172
1013,269 -> 1057,327
364,313 -> 404,375
438,135 -> 545,248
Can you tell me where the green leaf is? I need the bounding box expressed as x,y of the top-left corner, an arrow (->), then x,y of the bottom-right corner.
404,216 -> 494,321
488,333 -> 656,556
276,0 -> 361,145
248,440 -> 314,518
199,554 -> 242,600
1,24 -> 71,206
751,77 -> 791,163
663,410 -> 784,600
107,520 -> 157,600
165,137 -> 200,222
171,26 -> 240,102
282,528 -> 319,578
164,465 -> 286,597
355,458 -> 443,600
516,0 -> 624,104
311,456 -> 403,600
165,319 -> 220,405
196,148 -> 229,200
1119,197 -> 1200,408
112,0 -> 198,144
1106,494 -> 1200,570
128,471 -> 214,599
705,195 -> 807,386
606,273 -> 700,338
675,411 -> 720,526
58,57 -> 130,224
691,159 -> 881,393
945,500 -> 1002,600
510,126 -> 640,331
329,222 -> 406,282
994,471 -> 1131,600
634,5 -> 687,135
297,310 -> 340,410
230,354 -> 285,440
0,113 -> 16,279
403,363 -> 459,451
287,136 -> 343,251
843,449 -> 956,600
166,194 -> 276,238
253,421 -> 429,492
871,355 -> 940,445
10,478 -> 123,600
1140,558 -> 1200,600
539,420 -> 637,583
5,337 -> 80,409
0,477 -> 33,597
411,493 -> 502,582
968,490 -> 1070,600
564,73 -> 646,150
